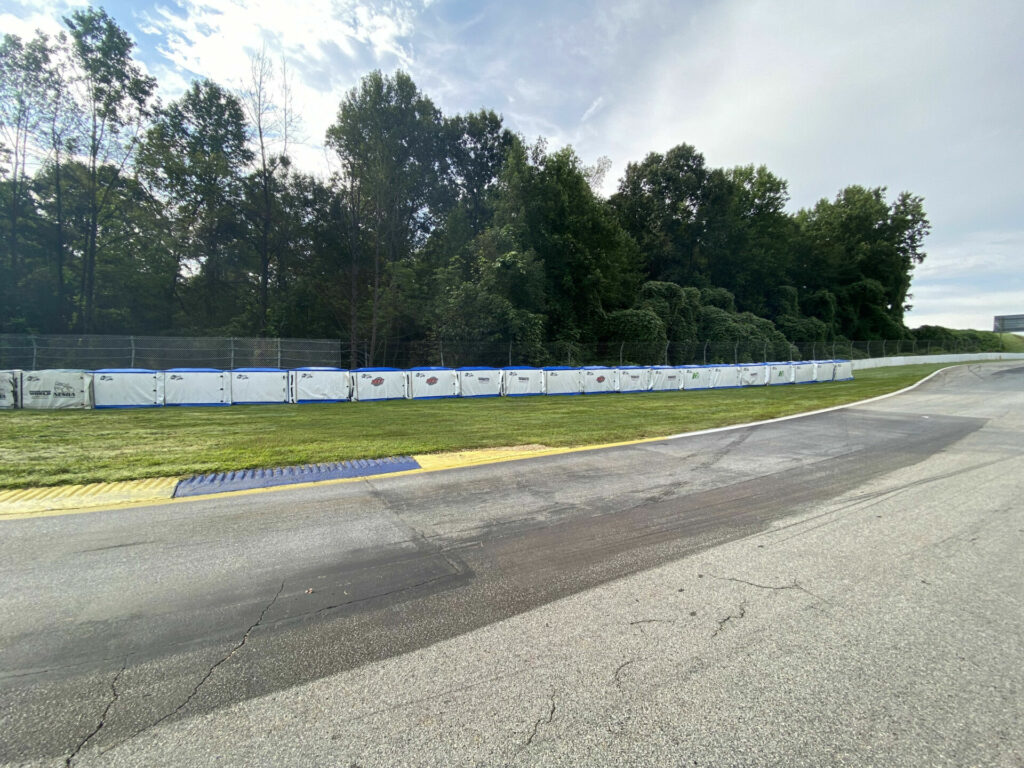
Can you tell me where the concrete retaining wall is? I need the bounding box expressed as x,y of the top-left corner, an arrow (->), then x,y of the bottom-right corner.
851,353 -> 1024,370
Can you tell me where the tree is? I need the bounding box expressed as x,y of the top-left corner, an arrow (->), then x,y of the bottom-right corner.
241,45 -> 301,334
610,143 -> 708,285
63,7 -> 155,332
137,79 -> 253,332
795,186 -> 930,339
0,33 -> 52,323
326,70 -> 444,364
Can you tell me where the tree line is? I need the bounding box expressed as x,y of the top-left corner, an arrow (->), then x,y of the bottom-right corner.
1,8 -> 933,367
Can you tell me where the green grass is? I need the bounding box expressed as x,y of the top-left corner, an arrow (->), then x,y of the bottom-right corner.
999,333 -> 1024,352
0,363 -> 961,490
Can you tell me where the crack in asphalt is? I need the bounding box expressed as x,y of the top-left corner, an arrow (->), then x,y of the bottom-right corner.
712,601 -> 747,638
612,658 -> 637,687
628,618 -> 676,626
109,581 -> 285,755
525,696 -> 557,746
709,574 -> 833,606
65,657 -> 128,766
307,571 -> 459,619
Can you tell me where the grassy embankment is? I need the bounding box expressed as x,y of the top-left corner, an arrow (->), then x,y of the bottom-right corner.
0,362 -> 990,489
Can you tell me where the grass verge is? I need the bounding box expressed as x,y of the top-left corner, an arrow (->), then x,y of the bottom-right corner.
0,363 -> 962,489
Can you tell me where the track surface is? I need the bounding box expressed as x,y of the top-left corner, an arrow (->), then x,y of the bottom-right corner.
1,363 -> 1021,766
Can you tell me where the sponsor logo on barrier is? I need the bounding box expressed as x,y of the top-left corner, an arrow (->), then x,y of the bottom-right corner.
54,382 -> 77,398
596,376 -> 606,383
301,373 -> 314,379
100,375 -> 113,381
371,377 -> 385,386
518,376 -> 529,382
478,377 -> 490,383
426,376 -> 438,385
170,374 -> 183,380
236,374 -> 249,380
26,375 -> 39,382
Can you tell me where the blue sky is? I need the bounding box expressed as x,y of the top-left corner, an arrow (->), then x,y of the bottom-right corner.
4,0 -> 1022,330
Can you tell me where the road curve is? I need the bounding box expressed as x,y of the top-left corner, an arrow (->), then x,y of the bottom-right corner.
0,363 -> 1021,766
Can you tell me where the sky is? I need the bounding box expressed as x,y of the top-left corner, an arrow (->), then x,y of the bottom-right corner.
3,0 -> 1022,331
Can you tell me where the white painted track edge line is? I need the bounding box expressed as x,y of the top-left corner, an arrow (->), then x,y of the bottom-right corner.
658,365 -> 955,442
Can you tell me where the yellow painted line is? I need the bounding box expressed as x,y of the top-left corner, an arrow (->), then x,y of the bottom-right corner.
412,437 -> 672,472
0,477 -> 179,519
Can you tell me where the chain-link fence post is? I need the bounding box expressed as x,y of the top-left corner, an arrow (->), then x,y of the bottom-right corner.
31,336 -> 37,369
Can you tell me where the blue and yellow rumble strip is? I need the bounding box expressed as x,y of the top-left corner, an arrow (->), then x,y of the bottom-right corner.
172,456 -> 421,497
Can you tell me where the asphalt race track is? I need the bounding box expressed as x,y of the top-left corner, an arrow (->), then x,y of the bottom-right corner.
1,363 -> 1022,767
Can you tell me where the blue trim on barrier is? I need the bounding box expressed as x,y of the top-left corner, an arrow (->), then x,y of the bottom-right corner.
295,398 -> 348,403
459,393 -> 501,398
165,402 -> 229,407
232,400 -> 289,405
173,455 -> 422,497
505,392 -> 543,397
95,404 -> 161,409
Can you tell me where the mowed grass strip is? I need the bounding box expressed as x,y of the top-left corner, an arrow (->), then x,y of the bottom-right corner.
0,363 -> 955,490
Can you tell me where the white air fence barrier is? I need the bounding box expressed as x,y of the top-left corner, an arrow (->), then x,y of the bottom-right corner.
164,368 -> 230,406
231,368 -> 289,404
618,366 -> 651,393
680,365 -> 715,390
544,367 -> 582,395
290,368 -> 351,403
353,368 -> 407,401
738,364 -> 769,386
457,367 -> 501,398
0,370 -> 20,409
650,366 -> 682,392
581,366 -> 617,394
767,363 -> 794,385
502,367 -> 544,396
834,360 -> 854,381
93,369 -> 163,408
813,361 -> 836,383
712,365 -> 741,389
408,367 -> 459,399
21,369 -> 94,409
792,362 -> 816,384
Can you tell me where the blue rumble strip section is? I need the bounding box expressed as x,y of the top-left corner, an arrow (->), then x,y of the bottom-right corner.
172,456 -> 421,498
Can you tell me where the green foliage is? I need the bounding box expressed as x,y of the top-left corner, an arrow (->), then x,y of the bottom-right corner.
0,9 -> 940,352
603,308 -> 667,364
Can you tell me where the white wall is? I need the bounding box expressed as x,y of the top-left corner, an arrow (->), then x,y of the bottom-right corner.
850,353 -> 1024,370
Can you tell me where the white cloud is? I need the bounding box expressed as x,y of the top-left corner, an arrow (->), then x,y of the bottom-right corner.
580,96 -> 605,124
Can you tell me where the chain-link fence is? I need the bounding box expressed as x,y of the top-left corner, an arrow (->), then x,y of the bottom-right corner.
0,333 -> 1008,371
0,335 -> 344,370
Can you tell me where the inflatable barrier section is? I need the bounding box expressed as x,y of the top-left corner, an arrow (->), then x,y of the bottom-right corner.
93,369 -> 164,408
502,366 -> 544,396
290,367 -> 351,403
457,367 -> 502,398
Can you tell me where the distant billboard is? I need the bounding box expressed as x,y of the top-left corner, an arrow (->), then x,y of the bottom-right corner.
993,314 -> 1024,332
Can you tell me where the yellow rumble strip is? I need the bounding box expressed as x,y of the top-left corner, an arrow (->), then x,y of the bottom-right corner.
0,477 -> 179,519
